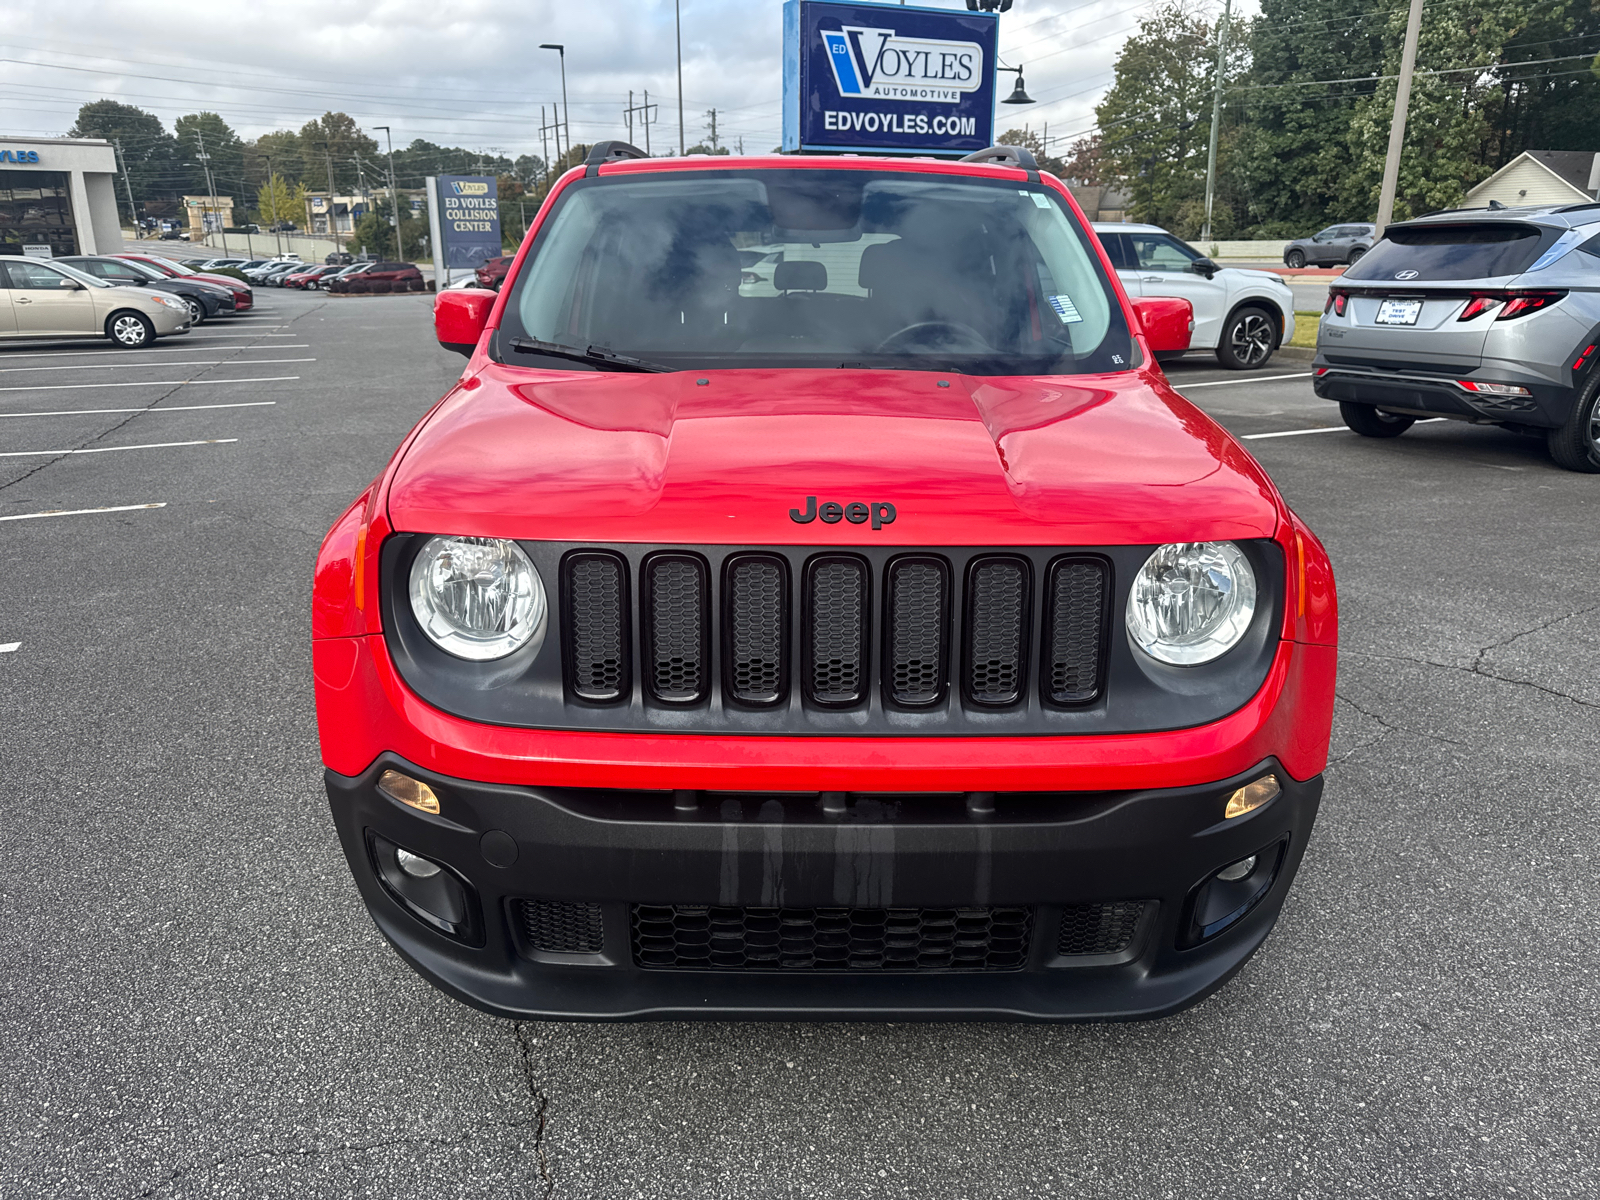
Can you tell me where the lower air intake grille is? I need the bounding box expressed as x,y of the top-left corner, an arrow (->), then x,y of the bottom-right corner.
1045,559 -> 1107,705
887,558 -> 948,705
1056,901 -> 1148,956
645,554 -> 707,703
967,558 -> 1028,705
517,899 -> 605,954
807,558 -> 866,705
632,904 -> 1032,971
565,552 -> 627,702
725,555 -> 786,705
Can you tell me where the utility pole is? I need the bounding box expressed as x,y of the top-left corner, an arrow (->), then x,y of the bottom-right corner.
318,140 -> 341,256
376,126 -> 403,260
1375,0 -> 1425,236
265,154 -> 283,257
705,108 -> 718,153
194,129 -> 229,254
113,138 -> 138,239
625,91 -> 658,154
539,105 -> 552,182
676,0 -> 686,155
1200,0 -> 1232,244
626,89 -> 634,144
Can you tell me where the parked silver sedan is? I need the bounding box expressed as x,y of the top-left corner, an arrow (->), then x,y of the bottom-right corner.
0,257 -> 191,346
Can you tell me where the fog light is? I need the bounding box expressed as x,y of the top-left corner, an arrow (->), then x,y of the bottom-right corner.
1216,855 -> 1257,882
396,848 -> 442,878
378,769 -> 440,814
1225,774 -> 1280,819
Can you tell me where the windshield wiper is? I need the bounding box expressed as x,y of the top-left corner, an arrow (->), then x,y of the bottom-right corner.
507,336 -> 672,373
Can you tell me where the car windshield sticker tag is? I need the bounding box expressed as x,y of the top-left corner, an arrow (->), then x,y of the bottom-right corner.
1031,193 -> 1051,209
1049,294 -> 1083,324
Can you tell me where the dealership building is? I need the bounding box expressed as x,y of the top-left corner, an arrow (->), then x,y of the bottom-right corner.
0,136 -> 125,258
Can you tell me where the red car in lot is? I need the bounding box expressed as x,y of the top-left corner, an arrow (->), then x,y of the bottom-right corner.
282,264 -> 340,289
474,255 -> 513,290
113,253 -> 253,312
312,143 -> 1337,1022
327,261 -> 424,294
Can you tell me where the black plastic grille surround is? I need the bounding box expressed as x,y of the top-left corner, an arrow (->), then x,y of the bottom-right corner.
564,552 -> 628,702
517,899 -> 605,954
886,558 -> 949,705
644,554 -> 708,703
632,904 -> 1033,971
806,557 -> 867,705
1056,901 -> 1148,956
724,555 -> 787,705
1045,559 -> 1107,705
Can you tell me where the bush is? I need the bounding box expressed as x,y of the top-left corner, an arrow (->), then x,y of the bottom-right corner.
202,267 -> 251,283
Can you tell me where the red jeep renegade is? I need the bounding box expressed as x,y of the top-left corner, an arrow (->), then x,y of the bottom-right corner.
312,143 -> 1337,1021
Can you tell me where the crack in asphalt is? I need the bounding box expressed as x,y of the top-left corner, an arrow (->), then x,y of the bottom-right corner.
514,1022 -> 557,1198
0,302 -> 326,498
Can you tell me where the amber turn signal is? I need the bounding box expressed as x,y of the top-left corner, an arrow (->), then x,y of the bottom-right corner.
1224,774 -> 1280,820
378,769 -> 441,815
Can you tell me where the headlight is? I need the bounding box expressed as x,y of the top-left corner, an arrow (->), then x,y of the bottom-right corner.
408,536 -> 546,661
153,293 -> 187,310
1126,542 -> 1257,665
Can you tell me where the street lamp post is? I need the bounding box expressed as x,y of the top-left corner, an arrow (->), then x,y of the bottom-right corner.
317,140 -> 341,256
676,0 -> 686,155
540,45 -> 570,164
375,126 -> 404,259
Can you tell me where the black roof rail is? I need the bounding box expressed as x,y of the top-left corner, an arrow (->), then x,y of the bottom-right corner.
959,145 -> 1039,173
584,141 -> 650,176
1554,201 -> 1600,214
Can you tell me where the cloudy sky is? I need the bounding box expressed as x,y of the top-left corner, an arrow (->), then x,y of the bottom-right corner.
4,0 -> 1215,159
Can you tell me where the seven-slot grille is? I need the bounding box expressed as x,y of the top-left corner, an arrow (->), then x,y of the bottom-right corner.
560,550 -> 1107,710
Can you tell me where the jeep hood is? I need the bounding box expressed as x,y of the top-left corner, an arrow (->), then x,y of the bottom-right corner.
386,366 -> 1282,545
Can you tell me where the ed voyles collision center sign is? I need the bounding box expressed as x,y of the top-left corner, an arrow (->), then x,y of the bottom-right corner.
783,0 -> 999,156
435,175 -> 502,269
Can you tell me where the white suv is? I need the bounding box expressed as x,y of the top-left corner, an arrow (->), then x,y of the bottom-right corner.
1093,223 -> 1297,369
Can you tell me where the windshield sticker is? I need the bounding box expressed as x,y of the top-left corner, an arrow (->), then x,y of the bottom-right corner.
1049,294 -> 1083,323
1031,193 -> 1052,209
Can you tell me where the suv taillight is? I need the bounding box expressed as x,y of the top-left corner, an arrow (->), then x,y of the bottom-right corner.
1325,290 -> 1348,317
1458,294 -> 1501,321
1456,290 -> 1565,322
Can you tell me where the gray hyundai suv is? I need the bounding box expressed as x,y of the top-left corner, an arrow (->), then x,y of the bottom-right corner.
1284,223 -> 1375,269
1313,204 -> 1600,471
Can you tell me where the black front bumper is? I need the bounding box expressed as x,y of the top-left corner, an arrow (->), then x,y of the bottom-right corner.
326,758 -> 1322,1022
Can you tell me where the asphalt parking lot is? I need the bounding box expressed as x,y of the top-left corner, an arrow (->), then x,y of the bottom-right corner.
3,288 -> 1596,1199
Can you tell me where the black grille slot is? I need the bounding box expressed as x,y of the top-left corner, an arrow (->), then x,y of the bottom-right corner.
805,557 -> 867,706
563,552 -> 628,702
886,558 -> 949,706
644,554 -> 708,703
632,904 -> 1032,971
1056,901 -> 1148,956
517,899 -> 605,954
966,557 -> 1029,706
724,555 -> 787,705
1044,558 -> 1107,705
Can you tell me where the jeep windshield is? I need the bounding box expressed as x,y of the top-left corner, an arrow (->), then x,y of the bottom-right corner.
498,168 -> 1133,375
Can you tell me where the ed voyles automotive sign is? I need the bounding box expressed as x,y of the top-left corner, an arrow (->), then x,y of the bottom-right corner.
783,0 -> 998,156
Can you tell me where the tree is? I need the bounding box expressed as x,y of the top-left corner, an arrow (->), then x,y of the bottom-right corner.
174,112 -> 245,203
258,176 -> 306,226
684,144 -> 731,155
245,130 -> 304,191
68,100 -> 178,207
297,112 -> 379,192
512,154 -> 548,187
1093,1 -> 1238,234
1058,135 -> 1105,187
997,127 -> 1064,174
351,209 -> 427,259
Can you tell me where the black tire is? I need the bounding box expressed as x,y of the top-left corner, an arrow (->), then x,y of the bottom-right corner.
183,295 -> 206,324
1546,374 -> 1600,472
1215,305 -> 1278,370
106,311 -> 155,348
1285,249 -> 1306,269
1339,402 -> 1414,438
1347,246 -> 1366,266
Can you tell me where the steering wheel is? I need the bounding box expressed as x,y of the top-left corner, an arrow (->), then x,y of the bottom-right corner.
874,321 -> 993,355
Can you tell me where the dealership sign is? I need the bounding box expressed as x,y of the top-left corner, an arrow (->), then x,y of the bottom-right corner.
783,0 -> 998,156
434,175 -> 502,269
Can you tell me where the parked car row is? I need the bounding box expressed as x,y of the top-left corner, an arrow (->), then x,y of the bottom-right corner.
122,254 -> 254,312
0,257 -> 192,346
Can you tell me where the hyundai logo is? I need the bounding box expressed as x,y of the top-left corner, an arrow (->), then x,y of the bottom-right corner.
1394,269 -> 1419,280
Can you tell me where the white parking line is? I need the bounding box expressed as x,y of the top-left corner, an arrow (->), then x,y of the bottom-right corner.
0,359 -> 313,374
1173,373 -> 1314,389
0,643 -> 19,653
0,502 -> 166,521
0,376 -> 298,393
0,344 -> 308,359
1241,418 -> 1446,441
0,402 -> 276,418
0,439 -> 236,458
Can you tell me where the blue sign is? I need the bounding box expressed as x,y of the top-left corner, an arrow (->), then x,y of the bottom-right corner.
435,175 -> 502,269
783,0 -> 998,157
1,149 -> 42,163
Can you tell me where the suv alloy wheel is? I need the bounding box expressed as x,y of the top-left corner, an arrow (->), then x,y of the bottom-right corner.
1285,249 -> 1306,269
1547,374 -> 1600,473
1217,306 -> 1276,369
